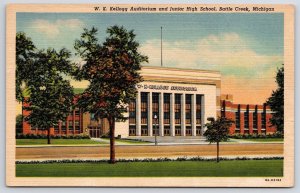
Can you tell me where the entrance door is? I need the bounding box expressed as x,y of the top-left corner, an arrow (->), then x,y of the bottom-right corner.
89,127 -> 101,138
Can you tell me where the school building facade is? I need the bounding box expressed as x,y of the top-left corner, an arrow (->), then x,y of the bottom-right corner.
21,66 -> 276,138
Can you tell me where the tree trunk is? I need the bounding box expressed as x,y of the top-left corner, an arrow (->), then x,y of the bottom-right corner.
217,141 -> 219,163
109,117 -> 116,164
47,128 -> 51,144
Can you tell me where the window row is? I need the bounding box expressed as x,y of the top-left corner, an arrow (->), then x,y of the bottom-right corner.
128,92 -> 202,125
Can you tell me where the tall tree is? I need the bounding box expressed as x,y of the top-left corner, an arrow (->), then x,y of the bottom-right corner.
204,117 -> 234,162
17,32 -> 75,144
266,65 -> 284,133
16,32 -> 36,102
74,26 -> 148,163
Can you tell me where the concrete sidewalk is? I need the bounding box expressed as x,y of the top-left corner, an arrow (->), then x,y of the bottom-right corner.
16,154 -> 284,162
16,137 -> 283,148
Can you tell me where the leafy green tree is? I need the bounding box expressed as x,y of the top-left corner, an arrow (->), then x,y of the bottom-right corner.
16,32 -> 75,144
266,65 -> 284,133
16,32 -> 36,102
74,26 -> 148,163
204,117 -> 234,162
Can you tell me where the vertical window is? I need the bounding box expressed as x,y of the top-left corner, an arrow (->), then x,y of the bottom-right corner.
244,106 -> 249,129
196,126 -> 201,136
61,121 -> 66,131
141,92 -> 148,124
163,93 -> 170,124
175,94 -> 181,124
253,106 -> 258,129
196,95 -> 201,124
129,125 -> 136,136
175,126 -> 181,136
141,125 -> 148,136
186,126 -> 192,136
69,120 -> 73,129
129,100 -> 136,124
75,120 -> 80,131
262,104 -> 266,129
185,94 -> 192,124
152,93 -> 159,124
235,105 -> 240,129
164,126 -> 170,136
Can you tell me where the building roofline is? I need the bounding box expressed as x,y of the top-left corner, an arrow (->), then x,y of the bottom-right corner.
141,65 -> 221,74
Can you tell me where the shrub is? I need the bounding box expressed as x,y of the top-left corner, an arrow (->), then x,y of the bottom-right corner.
229,132 -> 283,139
15,156 -> 284,165
16,133 -> 90,139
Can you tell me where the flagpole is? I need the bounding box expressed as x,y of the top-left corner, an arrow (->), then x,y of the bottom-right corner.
161,26 -> 163,67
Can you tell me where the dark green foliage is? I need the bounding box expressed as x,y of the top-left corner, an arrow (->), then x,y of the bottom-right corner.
204,117 -> 234,143
16,32 -> 75,144
74,26 -> 148,163
266,65 -> 284,132
229,132 -> 284,139
16,133 -> 90,139
16,156 -> 284,164
16,114 -> 23,134
204,117 -> 234,162
16,32 -> 36,102
74,26 -> 148,120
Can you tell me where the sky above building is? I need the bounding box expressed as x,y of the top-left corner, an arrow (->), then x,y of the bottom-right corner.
17,12 -> 283,105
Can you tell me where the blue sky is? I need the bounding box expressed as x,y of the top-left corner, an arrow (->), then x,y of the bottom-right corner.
16,12 -> 284,104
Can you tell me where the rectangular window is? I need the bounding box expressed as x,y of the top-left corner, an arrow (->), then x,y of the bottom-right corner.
141,125 -> 148,136
152,93 -> 159,124
253,107 -> 258,129
68,121 -> 73,129
196,126 -> 201,136
262,104 -> 266,129
235,109 -> 240,129
129,125 -> 136,136
153,126 -> 159,136
141,92 -> 148,124
244,107 -> 249,129
129,100 -> 136,124
175,94 -> 181,124
175,126 -> 181,136
75,120 -> 80,130
196,95 -> 201,124
164,126 -> 170,136
186,126 -> 192,136
163,93 -> 170,124
185,94 -> 192,124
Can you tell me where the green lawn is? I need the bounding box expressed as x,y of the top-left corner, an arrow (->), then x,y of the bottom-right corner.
16,160 -> 283,177
16,139 -> 105,145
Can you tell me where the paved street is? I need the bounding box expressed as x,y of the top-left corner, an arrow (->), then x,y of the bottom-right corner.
16,143 -> 283,160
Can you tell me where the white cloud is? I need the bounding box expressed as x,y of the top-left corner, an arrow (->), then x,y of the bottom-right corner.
30,19 -> 84,38
140,33 -> 282,74
139,33 -> 283,103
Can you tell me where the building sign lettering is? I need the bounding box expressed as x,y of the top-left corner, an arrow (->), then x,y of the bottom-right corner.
137,84 -> 197,91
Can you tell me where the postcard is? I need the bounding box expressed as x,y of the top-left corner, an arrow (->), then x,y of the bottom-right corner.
6,4 -> 294,187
